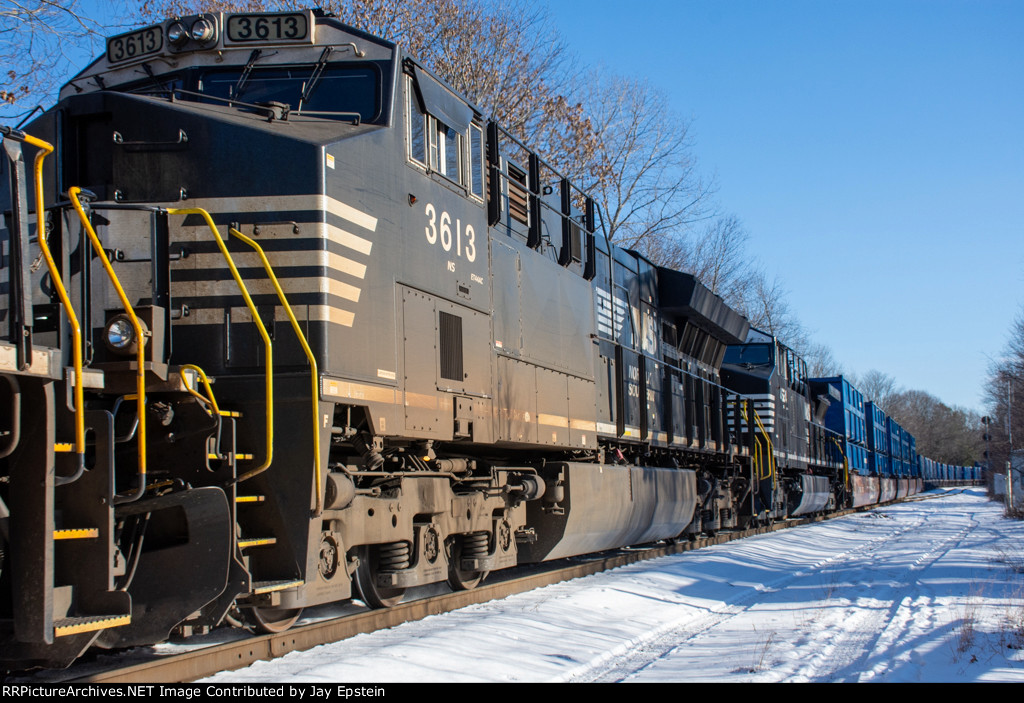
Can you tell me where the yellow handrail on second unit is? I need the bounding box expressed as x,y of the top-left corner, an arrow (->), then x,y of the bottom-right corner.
751,405 -> 777,489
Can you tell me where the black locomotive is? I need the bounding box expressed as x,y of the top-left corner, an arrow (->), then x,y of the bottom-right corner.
0,10 -> 917,669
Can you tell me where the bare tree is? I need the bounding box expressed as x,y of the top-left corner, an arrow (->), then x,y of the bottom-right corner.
641,215 -> 747,294
803,342 -> 844,379
983,308 -> 1024,477
728,269 -> 806,348
747,272 -> 787,337
0,0 -> 109,122
682,215 -> 750,295
139,0 -> 255,15
887,388 -> 982,465
854,369 -> 900,410
580,75 -> 714,249
843,367 -> 982,465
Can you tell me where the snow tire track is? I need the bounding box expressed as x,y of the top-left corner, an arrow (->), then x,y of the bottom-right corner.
563,510 -> 930,683
831,513 -> 981,682
790,510 -> 979,682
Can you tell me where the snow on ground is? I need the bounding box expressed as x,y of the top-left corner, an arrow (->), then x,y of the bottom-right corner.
203,488 -> 1024,683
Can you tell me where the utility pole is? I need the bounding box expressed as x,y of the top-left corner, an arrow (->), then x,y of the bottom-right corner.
1004,374 -> 1020,514
982,415 -> 992,484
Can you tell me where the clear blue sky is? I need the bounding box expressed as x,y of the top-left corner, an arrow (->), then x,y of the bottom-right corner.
542,0 -> 1024,412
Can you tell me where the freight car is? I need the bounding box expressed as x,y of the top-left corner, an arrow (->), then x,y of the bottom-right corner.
0,9 -> 941,670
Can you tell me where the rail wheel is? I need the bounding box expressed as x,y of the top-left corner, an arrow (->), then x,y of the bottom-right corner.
245,606 -> 303,634
446,533 -> 489,592
353,544 -> 406,608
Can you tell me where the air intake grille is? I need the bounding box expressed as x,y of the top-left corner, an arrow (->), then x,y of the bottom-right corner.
439,311 -> 464,381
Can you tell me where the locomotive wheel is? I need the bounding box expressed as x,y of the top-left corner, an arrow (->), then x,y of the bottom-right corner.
353,546 -> 406,608
445,536 -> 488,592
245,605 -> 303,634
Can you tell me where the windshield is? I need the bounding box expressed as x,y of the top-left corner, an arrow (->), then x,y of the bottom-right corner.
196,64 -> 380,121
723,343 -> 773,367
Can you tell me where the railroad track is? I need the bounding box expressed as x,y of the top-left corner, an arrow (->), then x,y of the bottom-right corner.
18,490 -> 965,684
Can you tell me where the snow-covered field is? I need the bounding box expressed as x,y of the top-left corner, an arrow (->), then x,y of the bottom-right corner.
205,488 -> 1024,683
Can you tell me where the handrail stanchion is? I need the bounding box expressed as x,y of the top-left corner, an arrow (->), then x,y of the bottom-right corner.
69,187 -> 148,502
228,227 -> 322,515
17,132 -> 86,479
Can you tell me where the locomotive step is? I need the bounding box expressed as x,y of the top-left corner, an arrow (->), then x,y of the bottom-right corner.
53,528 -> 99,540
251,579 -> 304,595
53,614 -> 131,637
235,495 -> 265,503
237,537 -> 277,549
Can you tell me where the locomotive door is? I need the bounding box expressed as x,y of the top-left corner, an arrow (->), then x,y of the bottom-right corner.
401,286 -> 490,440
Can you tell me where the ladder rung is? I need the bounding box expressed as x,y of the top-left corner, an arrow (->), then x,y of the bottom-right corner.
54,614 -> 131,637
238,537 -> 277,549
54,443 -> 74,453
53,528 -> 99,540
235,495 -> 265,503
252,579 -> 304,595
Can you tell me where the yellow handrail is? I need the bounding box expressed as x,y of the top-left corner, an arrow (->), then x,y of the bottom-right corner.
20,133 -> 85,473
829,436 -> 850,489
751,405 -> 777,488
166,208 -> 273,482
69,187 -> 147,501
740,399 -> 766,483
179,364 -> 221,417
228,227 -> 322,515
741,400 -> 759,477
179,364 -> 241,419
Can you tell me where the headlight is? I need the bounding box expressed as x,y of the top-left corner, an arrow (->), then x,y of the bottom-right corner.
104,314 -> 147,355
167,21 -> 189,46
189,18 -> 215,42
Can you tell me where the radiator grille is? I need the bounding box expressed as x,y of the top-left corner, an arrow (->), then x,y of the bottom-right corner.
439,311 -> 464,381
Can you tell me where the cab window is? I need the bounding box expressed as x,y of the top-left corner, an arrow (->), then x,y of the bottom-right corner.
406,74 -> 483,201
